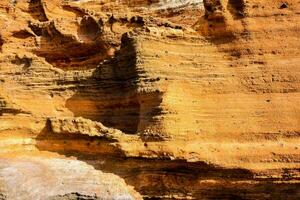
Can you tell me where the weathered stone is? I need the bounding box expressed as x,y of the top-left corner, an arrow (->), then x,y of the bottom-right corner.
0,0 -> 299,199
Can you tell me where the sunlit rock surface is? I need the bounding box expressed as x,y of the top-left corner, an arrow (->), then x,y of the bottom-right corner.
0,153 -> 141,200
0,0 -> 299,199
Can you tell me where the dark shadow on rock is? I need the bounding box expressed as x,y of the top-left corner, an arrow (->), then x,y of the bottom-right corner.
77,16 -> 102,42
227,0 -> 246,19
29,17 -> 108,70
11,55 -> 32,70
46,192 -> 100,200
0,194 -> 6,200
28,0 -> 48,22
35,125 -> 300,199
0,35 -> 3,52
65,33 -> 163,135
35,121 -> 296,200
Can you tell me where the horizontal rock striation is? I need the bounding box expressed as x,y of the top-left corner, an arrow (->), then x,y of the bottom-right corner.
0,0 -> 299,199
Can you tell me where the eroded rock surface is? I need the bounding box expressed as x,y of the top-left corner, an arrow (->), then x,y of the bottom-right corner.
0,0 -> 299,199
0,154 -> 141,200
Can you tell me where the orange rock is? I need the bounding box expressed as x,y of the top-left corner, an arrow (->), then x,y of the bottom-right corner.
0,0 -> 299,199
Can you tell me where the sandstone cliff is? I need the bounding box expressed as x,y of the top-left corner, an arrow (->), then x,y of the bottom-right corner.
0,0 -> 299,199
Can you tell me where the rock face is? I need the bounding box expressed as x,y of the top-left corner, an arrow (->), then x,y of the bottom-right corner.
0,154 -> 141,200
0,0 -> 299,199
48,117 -> 123,138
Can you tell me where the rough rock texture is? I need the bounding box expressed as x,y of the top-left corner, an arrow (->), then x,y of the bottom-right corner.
49,117 -> 124,138
0,0 -> 299,199
0,154 -> 141,200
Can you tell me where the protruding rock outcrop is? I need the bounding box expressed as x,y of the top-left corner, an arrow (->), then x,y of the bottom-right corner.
48,117 -> 124,139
